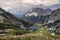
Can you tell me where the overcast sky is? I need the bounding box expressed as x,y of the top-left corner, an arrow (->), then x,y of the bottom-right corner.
0,0 -> 60,15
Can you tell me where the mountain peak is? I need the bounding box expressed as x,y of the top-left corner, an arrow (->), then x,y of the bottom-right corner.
25,7 -> 52,16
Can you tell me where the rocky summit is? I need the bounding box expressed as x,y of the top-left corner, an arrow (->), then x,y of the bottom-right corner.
22,8 -> 52,23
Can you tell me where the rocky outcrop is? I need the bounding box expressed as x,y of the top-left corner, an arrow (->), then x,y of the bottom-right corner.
44,8 -> 60,34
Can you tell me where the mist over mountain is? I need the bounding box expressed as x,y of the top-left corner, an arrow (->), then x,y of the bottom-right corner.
21,8 -> 52,23
15,4 -> 60,18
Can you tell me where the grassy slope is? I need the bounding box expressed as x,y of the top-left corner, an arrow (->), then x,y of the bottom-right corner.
0,33 -> 60,40
0,23 -> 60,40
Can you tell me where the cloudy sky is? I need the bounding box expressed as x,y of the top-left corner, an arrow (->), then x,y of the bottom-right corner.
0,0 -> 60,15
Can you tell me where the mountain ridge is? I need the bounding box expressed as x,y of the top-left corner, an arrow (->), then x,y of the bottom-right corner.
22,8 -> 52,23
0,8 -> 34,29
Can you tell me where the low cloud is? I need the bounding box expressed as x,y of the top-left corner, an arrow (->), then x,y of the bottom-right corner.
22,0 -> 60,6
0,0 -> 60,15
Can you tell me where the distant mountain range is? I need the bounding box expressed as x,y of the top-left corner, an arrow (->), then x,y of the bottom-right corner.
21,8 -> 52,23
9,4 -> 60,17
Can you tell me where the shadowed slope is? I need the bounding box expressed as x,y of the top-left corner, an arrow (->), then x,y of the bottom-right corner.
0,8 -> 34,29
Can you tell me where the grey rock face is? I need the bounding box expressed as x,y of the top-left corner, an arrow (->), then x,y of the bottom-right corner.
44,8 -> 60,34
23,8 -> 52,23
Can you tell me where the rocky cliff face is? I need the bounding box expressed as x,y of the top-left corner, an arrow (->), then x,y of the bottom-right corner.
44,8 -> 60,34
25,8 -> 52,16
0,8 -> 33,29
23,8 -> 52,23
